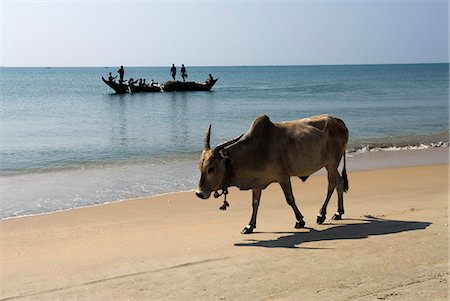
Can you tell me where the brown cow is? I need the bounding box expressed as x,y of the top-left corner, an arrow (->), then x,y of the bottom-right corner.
195,114 -> 349,234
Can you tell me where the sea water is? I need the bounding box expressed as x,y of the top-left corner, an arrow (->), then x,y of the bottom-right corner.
1,64 -> 448,218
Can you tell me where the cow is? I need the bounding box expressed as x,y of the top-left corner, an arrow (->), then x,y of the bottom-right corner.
195,114 -> 349,234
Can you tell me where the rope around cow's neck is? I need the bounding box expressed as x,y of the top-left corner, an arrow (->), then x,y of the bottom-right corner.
213,151 -> 233,210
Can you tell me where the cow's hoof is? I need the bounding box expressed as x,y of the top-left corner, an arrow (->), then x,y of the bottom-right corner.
332,212 -> 342,220
316,214 -> 326,224
295,220 -> 305,228
241,225 -> 254,234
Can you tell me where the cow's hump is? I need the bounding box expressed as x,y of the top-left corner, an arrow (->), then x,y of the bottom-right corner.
240,115 -> 274,144
248,115 -> 273,135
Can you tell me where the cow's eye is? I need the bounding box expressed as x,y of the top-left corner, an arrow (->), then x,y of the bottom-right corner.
207,166 -> 215,174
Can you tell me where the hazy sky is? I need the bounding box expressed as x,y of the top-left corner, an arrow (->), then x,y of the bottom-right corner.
1,0 -> 448,67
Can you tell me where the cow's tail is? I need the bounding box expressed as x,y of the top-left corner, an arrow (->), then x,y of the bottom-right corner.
342,152 -> 349,192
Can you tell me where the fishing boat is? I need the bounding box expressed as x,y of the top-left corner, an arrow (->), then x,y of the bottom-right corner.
102,77 -> 218,93
102,77 -> 161,94
161,78 -> 218,92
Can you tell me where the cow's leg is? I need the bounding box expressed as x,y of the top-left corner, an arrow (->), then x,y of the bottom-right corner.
279,179 -> 305,229
333,174 -> 345,220
317,167 -> 338,224
241,188 -> 262,234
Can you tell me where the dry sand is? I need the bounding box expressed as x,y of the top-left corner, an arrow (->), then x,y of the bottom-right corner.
1,163 -> 448,300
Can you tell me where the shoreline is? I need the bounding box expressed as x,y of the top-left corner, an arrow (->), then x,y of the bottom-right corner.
1,163 -> 448,300
2,140 -> 447,177
1,147 -> 448,221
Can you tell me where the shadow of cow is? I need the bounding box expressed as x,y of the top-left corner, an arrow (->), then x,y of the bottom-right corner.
234,216 -> 431,249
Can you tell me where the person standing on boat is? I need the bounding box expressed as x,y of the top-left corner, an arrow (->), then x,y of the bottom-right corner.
181,64 -> 188,82
170,64 -> 177,81
117,65 -> 125,83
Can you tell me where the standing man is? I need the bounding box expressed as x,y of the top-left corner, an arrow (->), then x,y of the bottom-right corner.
181,64 -> 188,82
117,65 -> 125,84
170,64 -> 177,81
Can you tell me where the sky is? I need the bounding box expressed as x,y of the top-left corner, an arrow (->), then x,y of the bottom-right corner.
1,0 -> 448,67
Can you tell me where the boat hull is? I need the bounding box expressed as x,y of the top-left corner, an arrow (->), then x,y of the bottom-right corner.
102,77 -> 128,94
129,85 -> 161,93
102,77 -> 161,94
161,79 -> 218,92
102,77 -> 217,93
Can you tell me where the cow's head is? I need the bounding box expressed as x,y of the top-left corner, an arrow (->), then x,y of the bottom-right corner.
195,125 -> 242,199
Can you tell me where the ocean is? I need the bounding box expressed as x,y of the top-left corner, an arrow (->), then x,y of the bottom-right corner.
1,64 -> 449,219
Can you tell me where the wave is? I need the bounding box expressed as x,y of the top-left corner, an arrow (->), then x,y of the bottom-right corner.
347,131 -> 449,154
348,141 -> 448,156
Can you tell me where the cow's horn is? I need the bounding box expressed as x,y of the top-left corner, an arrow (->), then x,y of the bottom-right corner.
214,134 -> 243,153
204,124 -> 212,149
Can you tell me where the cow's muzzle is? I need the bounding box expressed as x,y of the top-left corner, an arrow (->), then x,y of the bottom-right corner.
195,190 -> 211,199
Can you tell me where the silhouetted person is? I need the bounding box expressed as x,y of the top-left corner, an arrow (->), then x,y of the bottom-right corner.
128,78 -> 137,87
170,64 -> 176,81
207,73 -> 214,83
108,72 -> 117,83
117,65 -> 125,83
181,64 -> 187,82
127,78 -> 138,93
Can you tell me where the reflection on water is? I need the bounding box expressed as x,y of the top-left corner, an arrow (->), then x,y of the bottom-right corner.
107,94 -> 128,147
169,92 -> 189,148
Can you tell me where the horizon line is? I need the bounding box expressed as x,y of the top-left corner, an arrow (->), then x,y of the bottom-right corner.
1,62 -> 449,68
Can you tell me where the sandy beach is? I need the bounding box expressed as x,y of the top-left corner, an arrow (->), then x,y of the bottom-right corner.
1,150 -> 448,300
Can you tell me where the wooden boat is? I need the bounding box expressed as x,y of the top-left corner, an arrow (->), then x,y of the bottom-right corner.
102,77 -> 128,94
161,78 -> 218,92
102,77 -> 217,93
102,77 -> 161,94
